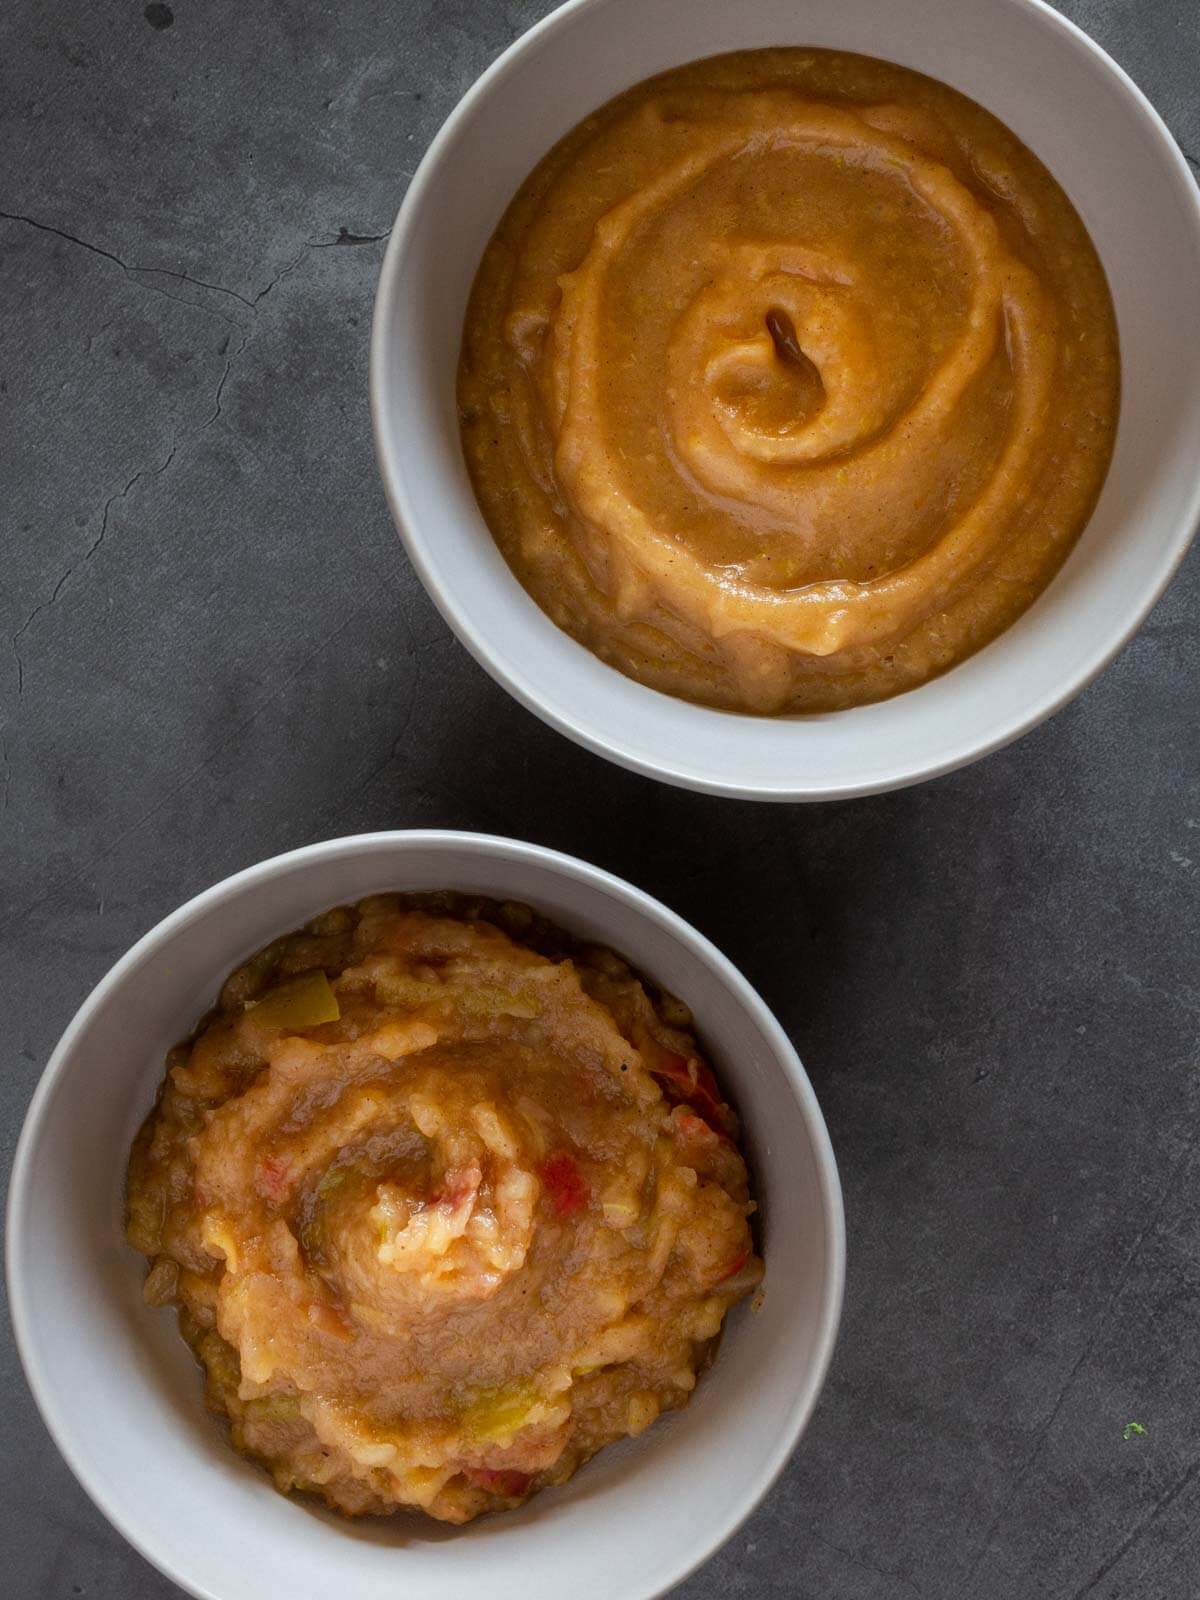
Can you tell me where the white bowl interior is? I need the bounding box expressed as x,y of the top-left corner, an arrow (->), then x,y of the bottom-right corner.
8,833 -> 843,1600
371,0 -> 1200,799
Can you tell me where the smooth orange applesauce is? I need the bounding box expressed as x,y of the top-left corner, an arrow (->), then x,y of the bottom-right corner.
127,895 -> 760,1523
458,49 -> 1119,713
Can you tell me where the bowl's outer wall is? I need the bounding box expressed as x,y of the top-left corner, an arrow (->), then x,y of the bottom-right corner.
8,833 -> 843,1600
371,0 -> 1200,799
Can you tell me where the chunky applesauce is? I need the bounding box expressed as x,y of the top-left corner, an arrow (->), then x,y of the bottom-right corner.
458,49 -> 1119,713
126,895 -> 760,1523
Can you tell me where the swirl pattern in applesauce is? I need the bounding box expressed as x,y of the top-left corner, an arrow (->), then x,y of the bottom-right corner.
459,49 -> 1119,712
127,896 -> 759,1523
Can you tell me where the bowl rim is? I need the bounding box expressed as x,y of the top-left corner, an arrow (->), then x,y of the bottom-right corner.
6,828 -> 846,1600
369,0 -> 1200,802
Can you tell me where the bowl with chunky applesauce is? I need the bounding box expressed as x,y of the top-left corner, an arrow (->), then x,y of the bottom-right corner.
126,892 -> 763,1525
372,0 -> 1200,798
8,832 -> 842,1600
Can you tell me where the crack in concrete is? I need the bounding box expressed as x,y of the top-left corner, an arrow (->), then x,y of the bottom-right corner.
361,86 -> 422,107
805,1529 -> 926,1596
961,1128 -> 1200,1595
85,317 -> 116,358
0,207 -> 256,308
11,569 -> 74,697
324,51 -> 381,115
206,328 -> 251,426
89,444 -> 179,564
10,437 -> 180,693
353,663 -> 426,796
322,634 -> 455,824
253,242 -> 313,305
1065,1453 -> 1200,1599
122,261 -> 254,309
2,206 -> 389,330
253,227 -> 391,302
313,227 -> 391,247
8,230 -> 279,697
5,207 -> 388,696
120,275 -> 248,336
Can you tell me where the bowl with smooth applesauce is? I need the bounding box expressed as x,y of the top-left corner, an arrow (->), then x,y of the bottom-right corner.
371,0 -> 1200,800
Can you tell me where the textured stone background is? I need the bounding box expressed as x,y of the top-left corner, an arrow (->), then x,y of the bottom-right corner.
2,2 -> 1198,1596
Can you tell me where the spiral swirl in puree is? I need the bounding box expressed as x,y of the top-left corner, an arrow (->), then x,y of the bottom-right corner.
459,50 -> 1118,713
127,896 -> 760,1523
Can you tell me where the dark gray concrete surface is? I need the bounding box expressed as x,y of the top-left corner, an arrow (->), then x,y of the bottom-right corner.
2,1 -> 1198,1596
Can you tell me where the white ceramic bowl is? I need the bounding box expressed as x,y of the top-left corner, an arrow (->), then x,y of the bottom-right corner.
7,831 -> 844,1600
371,0 -> 1200,801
